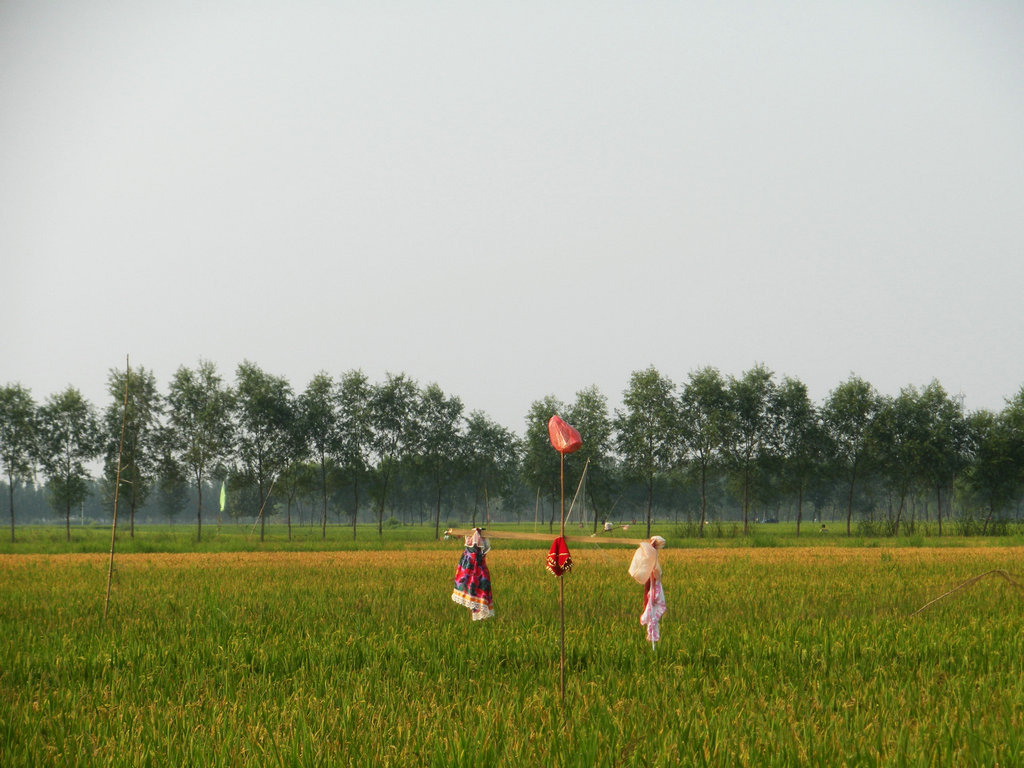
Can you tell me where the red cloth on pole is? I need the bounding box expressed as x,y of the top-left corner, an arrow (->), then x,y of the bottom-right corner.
546,536 -> 573,576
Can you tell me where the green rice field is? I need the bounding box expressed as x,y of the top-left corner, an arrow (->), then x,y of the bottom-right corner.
1,529 -> 1023,766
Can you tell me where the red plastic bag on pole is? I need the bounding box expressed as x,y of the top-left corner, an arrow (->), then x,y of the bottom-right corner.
548,414 -> 582,455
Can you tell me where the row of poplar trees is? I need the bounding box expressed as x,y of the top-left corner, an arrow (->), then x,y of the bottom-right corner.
2,361 -> 1024,544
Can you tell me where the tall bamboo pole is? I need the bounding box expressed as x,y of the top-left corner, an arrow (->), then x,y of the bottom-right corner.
559,451 -> 566,706
104,356 -> 130,622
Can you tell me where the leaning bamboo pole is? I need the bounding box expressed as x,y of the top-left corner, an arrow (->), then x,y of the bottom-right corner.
444,528 -> 646,547
564,458 -> 590,527
104,356 -> 130,622
910,569 -> 1023,617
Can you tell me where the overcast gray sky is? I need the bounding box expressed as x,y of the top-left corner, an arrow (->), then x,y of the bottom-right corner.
3,1 -> 1023,432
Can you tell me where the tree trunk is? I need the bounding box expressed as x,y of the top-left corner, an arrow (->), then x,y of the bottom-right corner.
434,484 -> 442,540
742,467 -> 750,536
321,460 -> 328,540
845,465 -> 857,537
377,472 -> 390,537
796,485 -> 803,537
259,479 -> 266,542
893,492 -> 905,537
65,498 -> 71,542
352,481 -> 359,540
646,474 -> 653,538
196,470 -> 203,543
699,460 -> 708,537
936,486 -> 943,536
8,478 -> 14,543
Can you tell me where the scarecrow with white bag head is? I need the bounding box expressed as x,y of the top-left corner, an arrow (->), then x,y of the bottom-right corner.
628,535 -> 666,649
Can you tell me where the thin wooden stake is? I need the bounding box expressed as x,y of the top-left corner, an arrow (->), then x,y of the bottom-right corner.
559,451 -> 566,708
104,356 -> 130,622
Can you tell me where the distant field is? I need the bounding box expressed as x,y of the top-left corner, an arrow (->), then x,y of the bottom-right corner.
4,519 -> 1024,555
2,539 -> 1022,766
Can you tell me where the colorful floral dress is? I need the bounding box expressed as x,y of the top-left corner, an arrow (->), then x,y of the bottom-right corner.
452,533 -> 494,621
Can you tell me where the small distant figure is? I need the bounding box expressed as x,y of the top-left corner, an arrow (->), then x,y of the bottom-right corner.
604,521 -> 614,532
819,524 -> 827,534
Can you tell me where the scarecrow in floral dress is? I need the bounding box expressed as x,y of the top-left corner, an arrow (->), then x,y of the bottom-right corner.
451,528 -> 494,621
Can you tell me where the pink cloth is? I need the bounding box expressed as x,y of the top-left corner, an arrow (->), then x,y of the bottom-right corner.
640,577 -> 666,646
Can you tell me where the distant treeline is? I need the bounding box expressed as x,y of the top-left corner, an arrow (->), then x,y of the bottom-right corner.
2,361 -> 1024,544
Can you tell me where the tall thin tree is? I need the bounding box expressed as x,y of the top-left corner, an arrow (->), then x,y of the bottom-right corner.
165,360 -> 234,542
0,383 -> 37,542
614,367 -> 677,538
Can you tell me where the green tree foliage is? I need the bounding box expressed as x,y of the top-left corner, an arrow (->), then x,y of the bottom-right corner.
0,383 -> 37,542
416,383 -> 464,539
915,381 -> 968,536
276,460 -> 317,538
8,360 -> 1024,535
165,360 -> 234,542
962,408 -> 1017,530
870,389 -> 922,534
722,365 -> 776,535
36,387 -> 103,540
153,442 -> 190,526
614,366 -> 678,538
678,367 -> 728,535
234,361 -> 297,541
367,373 -> 419,536
463,410 -> 519,527
567,385 -> 613,532
822,375 -> 881,536
521,395 -> 567,533
1001,386 -> 1024,501
299,372 -> 339,539
104,365 -> 162,538
334,370 -> 373,538
770,376 -> 826,536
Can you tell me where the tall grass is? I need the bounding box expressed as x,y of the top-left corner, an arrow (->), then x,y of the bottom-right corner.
2,545 -> 1022,766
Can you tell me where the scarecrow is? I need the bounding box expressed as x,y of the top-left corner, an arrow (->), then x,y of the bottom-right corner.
629,535 -> 667,648
451,528 -> 494,620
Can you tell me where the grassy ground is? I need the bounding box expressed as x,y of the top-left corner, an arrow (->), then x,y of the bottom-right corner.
1,534 -> 1023,766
